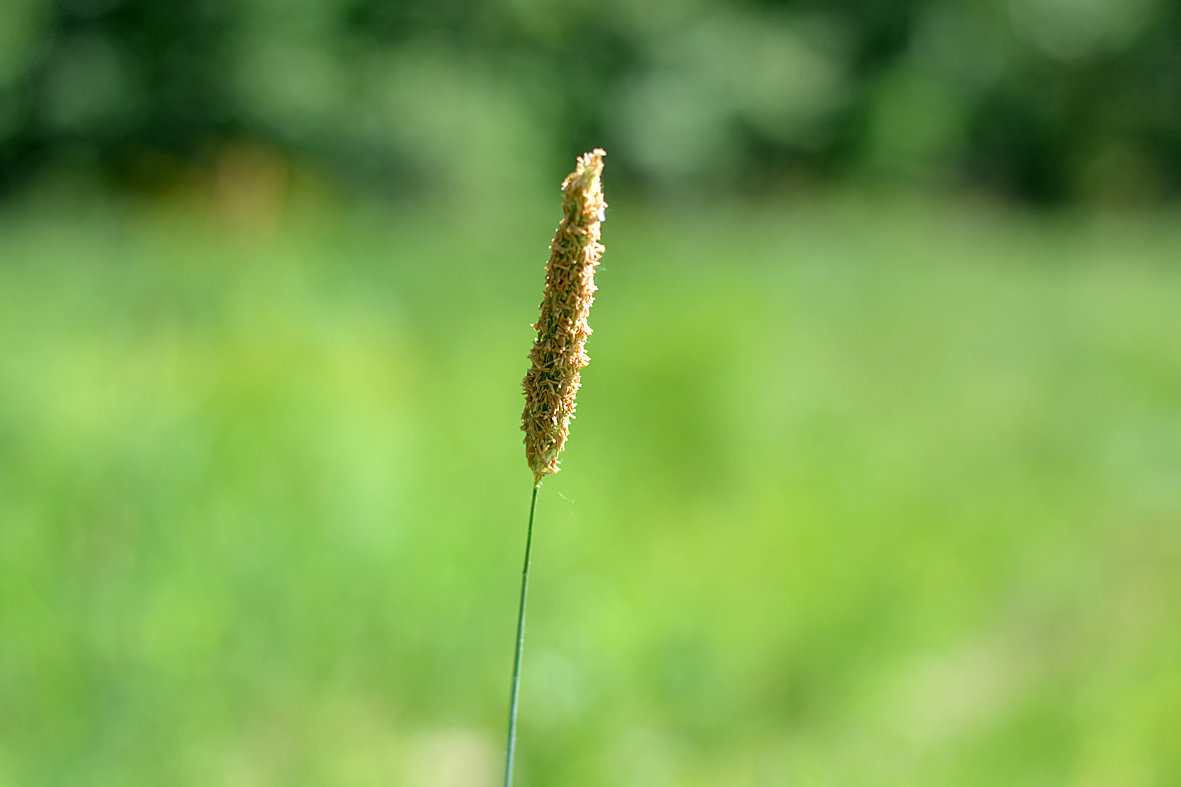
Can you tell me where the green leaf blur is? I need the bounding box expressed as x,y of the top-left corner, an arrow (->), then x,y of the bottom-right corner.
1,191 -> 1178,785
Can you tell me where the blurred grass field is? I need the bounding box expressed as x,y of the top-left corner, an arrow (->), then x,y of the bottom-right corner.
1,191 -> 1179,786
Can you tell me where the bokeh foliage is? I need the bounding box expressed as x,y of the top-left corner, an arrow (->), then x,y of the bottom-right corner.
2,1 -> 1179,783
1,194 -> 1179,785
2,0 -> 1180,202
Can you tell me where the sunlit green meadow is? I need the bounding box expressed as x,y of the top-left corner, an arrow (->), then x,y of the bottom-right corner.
1,192 -> 1179,786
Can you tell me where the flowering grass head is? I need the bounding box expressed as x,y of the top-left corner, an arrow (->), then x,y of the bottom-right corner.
521,149 -> 606,483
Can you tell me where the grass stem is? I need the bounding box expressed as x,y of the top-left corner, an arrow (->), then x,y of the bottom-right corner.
504,481 -> 542,786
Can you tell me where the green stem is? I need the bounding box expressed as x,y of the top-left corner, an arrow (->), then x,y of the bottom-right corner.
504,481 -> 541,787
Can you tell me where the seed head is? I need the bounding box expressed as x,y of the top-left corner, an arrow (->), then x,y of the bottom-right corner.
522,149 -> 607,482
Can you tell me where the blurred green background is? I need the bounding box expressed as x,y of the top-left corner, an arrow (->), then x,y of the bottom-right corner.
2,1 -> 1180,786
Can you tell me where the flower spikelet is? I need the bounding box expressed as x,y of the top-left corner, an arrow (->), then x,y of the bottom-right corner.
522,149 -> 606,482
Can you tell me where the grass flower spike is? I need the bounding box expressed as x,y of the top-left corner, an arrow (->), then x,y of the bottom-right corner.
522,148 -> 607,482
504,150 -> 605,787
